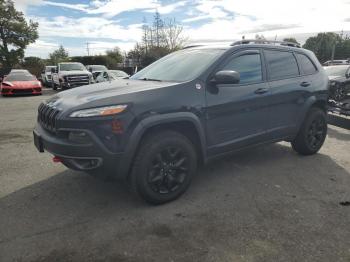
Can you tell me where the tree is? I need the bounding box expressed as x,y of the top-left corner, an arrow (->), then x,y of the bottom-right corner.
48,45 -> 69,64
0,0 -> 39,71
21,56 -> 44,76
283,37 -> 299,45
105,47 -> 123,68
128,12 -> 187,67
303,32 -> 341,63
162,18 -> 187,50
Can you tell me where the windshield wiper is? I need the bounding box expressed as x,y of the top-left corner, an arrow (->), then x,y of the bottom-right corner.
139,77 -> 162,82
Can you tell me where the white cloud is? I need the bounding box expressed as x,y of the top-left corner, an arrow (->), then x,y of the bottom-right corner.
25,40 -> 59,58
145,1 -> 187,14
183,0 -> 350,43
31,16 -> 143,42
16,0 -> 350,57
12,0 -> 43,14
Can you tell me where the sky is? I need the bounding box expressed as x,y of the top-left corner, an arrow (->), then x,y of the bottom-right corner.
12,0 -> 350,58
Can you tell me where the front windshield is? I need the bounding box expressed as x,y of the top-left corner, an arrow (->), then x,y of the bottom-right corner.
45,67 -> 56,72
324,66 -> 349,76
131,48 -> 226,82
91,65 -> 107,71
60,63 -> 85,71
5,74 -> 36,81
110,70 -> 128,78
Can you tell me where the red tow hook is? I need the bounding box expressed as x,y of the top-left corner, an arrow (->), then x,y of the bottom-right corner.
52,156 -> 62,163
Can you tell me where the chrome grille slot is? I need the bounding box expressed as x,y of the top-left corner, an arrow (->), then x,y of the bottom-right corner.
66,74 -> 89,87
37,103 -> 61,132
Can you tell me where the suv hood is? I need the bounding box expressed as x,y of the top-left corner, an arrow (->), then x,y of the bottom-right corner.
328,75 -> 346,81
59,70 -> 92,76
46,79 -> 180,111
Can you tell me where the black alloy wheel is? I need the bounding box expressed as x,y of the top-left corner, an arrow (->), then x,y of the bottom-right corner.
306,117 -> 326,150
147,147 -> 189,194
130,130 -> 197,204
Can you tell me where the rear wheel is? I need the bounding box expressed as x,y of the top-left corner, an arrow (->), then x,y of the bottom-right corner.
130,130 -> 197,204
291,107 -> 327,155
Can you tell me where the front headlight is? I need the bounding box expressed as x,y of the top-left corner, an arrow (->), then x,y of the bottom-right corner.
69,105 -> 128,118
330,81 -> 337,86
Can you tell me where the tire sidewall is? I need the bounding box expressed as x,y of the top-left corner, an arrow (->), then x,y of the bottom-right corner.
133,133 -> 197,204
301,109 -> 327,153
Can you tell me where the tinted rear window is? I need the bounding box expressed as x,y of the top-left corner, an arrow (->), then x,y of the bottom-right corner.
265,50 -> 299,80
296,53 -> 317,75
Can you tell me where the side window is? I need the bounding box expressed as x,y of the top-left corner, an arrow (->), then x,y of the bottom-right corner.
265,50 -> 299,80
222,53 -> 262,84
296,53 -> 317,75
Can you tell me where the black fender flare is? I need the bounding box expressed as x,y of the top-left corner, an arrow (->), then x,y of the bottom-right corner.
117,112 -> 206,179
296,95 -> 327,131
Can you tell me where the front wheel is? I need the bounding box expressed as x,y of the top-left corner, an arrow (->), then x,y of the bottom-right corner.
291,107 -> 327,155
332,86 -> 346,101
130,130 -> 197,204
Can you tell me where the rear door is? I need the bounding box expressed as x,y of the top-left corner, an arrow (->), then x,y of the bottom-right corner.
205,49 -> 270,155
263,49 -> 304,138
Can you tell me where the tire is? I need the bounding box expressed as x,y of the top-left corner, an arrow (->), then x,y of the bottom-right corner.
130,130 -> 197,205
52,81 -> 57,90
332,86 -> 346,101
291,107 -> 327,155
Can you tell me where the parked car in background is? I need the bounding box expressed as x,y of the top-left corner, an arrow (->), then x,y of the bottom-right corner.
323,60 -> 349,66
51,62 -> 93,90
34,40 -> 329,204
95,70 -> 129,83
86,65 -> 108,80
324,65 -> 350,101
1,73 -> 41,96
41,66 -> 56,87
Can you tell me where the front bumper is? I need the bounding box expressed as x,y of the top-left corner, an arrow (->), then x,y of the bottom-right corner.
33,123 -> 125,179
1,88 -> 41,95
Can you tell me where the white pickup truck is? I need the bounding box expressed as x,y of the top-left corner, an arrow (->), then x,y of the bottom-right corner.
51,62 -> 93,90
41,66 -> 56,87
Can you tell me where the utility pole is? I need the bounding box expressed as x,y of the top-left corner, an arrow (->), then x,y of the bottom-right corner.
86,42 -> 91,56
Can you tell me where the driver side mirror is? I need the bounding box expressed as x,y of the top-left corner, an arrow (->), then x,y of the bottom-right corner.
346,72 -> 350,79
103,72 -> 110,81
89,68 -> 93,73
212,70 -> 240,85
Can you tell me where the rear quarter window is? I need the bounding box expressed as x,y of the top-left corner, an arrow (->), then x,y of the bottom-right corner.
295,53 -> 317,75
264,50 -> 299,80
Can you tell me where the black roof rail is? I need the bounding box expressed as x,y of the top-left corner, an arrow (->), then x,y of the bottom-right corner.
231,39 -> 301,48
182,44 -> 204,49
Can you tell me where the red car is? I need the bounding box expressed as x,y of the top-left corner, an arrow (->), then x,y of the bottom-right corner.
1,73 -> 42,96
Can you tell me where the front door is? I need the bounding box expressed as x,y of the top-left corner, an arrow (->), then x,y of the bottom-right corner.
205,49 -> 270,156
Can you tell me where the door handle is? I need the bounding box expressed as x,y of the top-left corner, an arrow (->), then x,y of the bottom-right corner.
254,88 -> 269,94
300,81 -> 310,87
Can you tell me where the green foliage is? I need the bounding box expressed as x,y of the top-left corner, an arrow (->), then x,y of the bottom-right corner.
0,0 -> 39,71
302,32 -> 342,63
48,45 -> 69,64
283,37 -> 299,44
70,47 -> 123,69
21,56 -> 44,76
105,47 -> 123,68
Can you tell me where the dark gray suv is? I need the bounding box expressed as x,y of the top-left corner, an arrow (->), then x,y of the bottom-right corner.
33,40 -> 329,204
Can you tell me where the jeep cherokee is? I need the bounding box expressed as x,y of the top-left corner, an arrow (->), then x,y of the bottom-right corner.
33,40 -> 329,204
